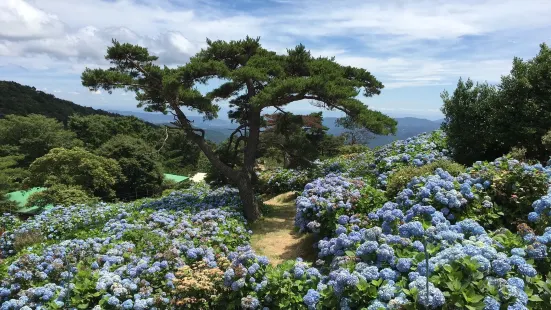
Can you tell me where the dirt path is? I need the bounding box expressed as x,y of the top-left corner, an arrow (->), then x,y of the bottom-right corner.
250,192 -> 318,265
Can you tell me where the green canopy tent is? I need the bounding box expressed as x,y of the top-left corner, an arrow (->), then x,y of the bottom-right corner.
163,173 -> 189,183
5,187 -> 54,215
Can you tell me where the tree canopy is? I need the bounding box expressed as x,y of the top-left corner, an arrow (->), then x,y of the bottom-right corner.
442,43 -> 551,164
82,36 -> 396,221
260,112 -> 330,168
97,135 -> 164,200
25,147 -> 124,201
0,114 -> 83,167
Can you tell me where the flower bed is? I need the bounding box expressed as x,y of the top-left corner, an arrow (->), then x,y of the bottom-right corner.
3,131 -> 551,309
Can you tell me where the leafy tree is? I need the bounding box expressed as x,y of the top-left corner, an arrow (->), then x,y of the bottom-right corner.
68,114 -> 202,174
442,43 -> 551,164
0,114 -> 83,166
97,135 -> 164,200
336,115 -> 374,145
81,37 -> 396,221
25,147 -> 123,201
158,128 -> 203,175
260,112 -> 327,168
318,134 -> 346,158
441,78 -> 502,164
497,43 -> 551,161
68,114 -> 155,149
0,154 -> 27,212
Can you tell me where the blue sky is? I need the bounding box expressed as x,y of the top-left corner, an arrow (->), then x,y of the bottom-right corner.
1,0 -> 550,120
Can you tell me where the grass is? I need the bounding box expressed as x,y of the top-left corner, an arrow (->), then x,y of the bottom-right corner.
250,191 -> 318,265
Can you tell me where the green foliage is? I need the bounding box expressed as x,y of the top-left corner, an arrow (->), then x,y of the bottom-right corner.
0,154 -> 28,212
338,144 -> 371,155
508,147 -> 528,161
97,135 -> 164,200
0,114 -> 83,166
160,178 -> 194,196
260,112 -> 338,168
258,168 -> 314,195
441,78 -> 501,165
442,43 -> 551,164
385,160 -> 466,199
68,115 -> 203,175
261,260 -> 320,309
64,262 -> 104,309
542,129 -> 551,151
431,257 -> 503,309
470,158 -> 549,229
68,114 -> 151,149
159,129 -> 203,176
26,184 -> 96,208
25,147 -> 123,201
0,80 -> 118,122
319,151 -> 376,179
357,184 -> 388,214
121,228 -> 170,253
318,135 -> 346,159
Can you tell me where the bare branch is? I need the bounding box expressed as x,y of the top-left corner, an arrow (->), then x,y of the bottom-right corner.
234,135 -> 247,153
275,106 -> 289,115
226,123 -> 249,153
155,126 -> 169,153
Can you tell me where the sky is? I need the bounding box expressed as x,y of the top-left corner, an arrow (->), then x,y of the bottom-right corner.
1,0 -> 551,120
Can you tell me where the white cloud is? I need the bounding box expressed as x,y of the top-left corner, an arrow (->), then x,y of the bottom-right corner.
68,91 -> 79,95
92,90 -> 101,95
0,0 -> 65,40
0,0 -> 549,94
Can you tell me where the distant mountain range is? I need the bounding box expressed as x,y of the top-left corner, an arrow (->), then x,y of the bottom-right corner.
112,110 -> 443,146
0,80 -> 443,146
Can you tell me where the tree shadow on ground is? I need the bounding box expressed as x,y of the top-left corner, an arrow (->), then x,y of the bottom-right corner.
250,192 -> 318,265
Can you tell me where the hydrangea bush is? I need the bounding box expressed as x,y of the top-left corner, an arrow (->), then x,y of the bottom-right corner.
371,131 -> 449,188
4,131 -> 551,309
258,168 -> 316,195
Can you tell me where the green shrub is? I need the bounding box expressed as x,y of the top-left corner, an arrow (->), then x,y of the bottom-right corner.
338,144 -> 370,155
469,158 -> 549,229
385,159 -> 465,199
507,146 -> 527,161
258,168 -> 313,195
26,184 -> 97,208
356,185 -> 387,214
259,259 -> 321,309
542,129 -> 551,151
160,178 -> 194,196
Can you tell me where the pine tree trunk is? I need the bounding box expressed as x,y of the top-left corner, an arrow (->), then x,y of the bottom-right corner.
168,102 -> 262,222
236,174 -> 261,222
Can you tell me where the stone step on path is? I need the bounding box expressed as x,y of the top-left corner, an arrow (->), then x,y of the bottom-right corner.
250,191 -> 318,266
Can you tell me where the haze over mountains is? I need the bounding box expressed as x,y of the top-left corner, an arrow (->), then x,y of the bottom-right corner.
112,110 -> 443,146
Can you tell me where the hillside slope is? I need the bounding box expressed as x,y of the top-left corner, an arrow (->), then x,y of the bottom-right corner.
0,81 -> 117,122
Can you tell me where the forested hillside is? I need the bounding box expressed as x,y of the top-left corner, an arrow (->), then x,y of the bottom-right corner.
0,81 -> 119,122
